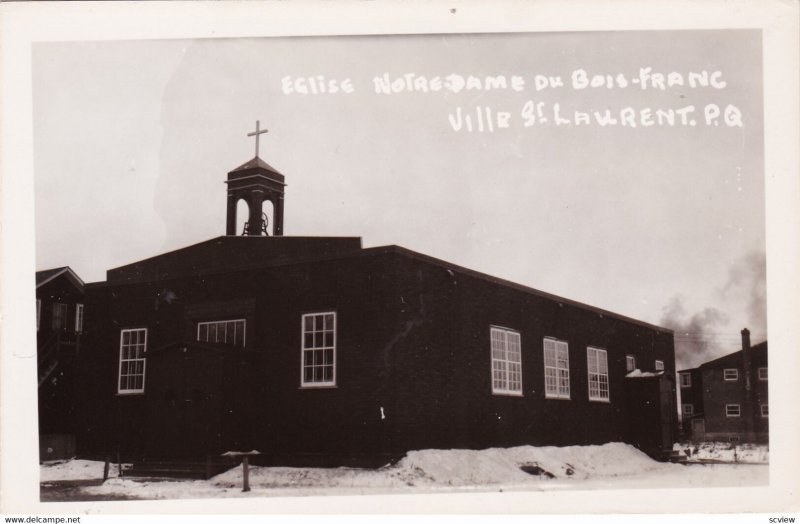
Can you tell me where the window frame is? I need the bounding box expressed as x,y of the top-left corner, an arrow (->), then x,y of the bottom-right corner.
196,318 -> 247,348
654,359 -> 664,371
587,346 -> 610,402
117,328 -> 147,395
682,403 -> 694,417
761,404 -> 769,417
490,326 -> 523,397
724,368 -> 739,381
758,367 -> 768,381
725,403 -> 741,417
52,302 -> 68,330
625,355 -> 636,373
75,303 -> 84,333
300,311 -> 337,388
680,372 -> 692,388
543,337 -> 570,399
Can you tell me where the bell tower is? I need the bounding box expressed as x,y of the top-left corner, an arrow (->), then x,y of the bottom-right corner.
225,121 -> 285,236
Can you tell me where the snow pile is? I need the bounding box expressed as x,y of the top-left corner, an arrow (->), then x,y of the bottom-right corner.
673,442 -> 769,464
397,442 -> 669,485
48,443 -> 767,500
211,442 -> 673,490
40,459 -> 123,482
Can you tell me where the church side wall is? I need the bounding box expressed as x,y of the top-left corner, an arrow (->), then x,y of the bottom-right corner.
383,253 -> 676,454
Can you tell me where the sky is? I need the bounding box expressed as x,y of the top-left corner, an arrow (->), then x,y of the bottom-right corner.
32,30 -> 765,369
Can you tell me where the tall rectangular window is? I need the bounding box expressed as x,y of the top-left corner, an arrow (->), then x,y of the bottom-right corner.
625,355 -> 636,373
680,373 -> 692,387
75,303 -> 84,333
725,403 -> 741,417
587,347 -> 610,402
758,367 -> 768,381
724,368 -> 739,381
654,360 -> 664,371
118,328 -> 147,394
544,338 -> 570,399
301,312 -> 336,387
490,326 -> 522,396
197,319 -> 246,347
52,302 -> 67,330
761,404 -> 768,417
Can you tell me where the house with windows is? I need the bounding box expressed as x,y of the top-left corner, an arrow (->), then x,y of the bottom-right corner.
678,329 -> 768,443
36,267 -> 85,461
68,140 -> 678,467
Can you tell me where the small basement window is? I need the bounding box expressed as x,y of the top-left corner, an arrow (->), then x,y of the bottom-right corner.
724,368 -> 739,381
725,404 -> 741,417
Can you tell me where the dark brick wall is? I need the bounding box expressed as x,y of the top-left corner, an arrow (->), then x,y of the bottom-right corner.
701,345 -> 768,442
75,247 -> 677,462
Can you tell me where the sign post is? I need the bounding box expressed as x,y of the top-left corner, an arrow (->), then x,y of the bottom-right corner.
221,450 -> 261,493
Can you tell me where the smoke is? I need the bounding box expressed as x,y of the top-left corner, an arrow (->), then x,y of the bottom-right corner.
660,295 -> 730,370
660,249 -> 767,370
719,250 -> 767,334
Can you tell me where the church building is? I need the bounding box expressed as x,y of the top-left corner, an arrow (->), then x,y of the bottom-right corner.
70,123 -> 678,468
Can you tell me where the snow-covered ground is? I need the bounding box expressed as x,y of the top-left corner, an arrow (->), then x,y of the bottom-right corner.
672,442 -> 769,463
40,459 -> 125,482
39,443 -> 768,501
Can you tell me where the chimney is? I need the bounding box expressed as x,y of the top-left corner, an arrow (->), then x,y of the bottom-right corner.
741,328 -> 751,352
741,327 -> 754,441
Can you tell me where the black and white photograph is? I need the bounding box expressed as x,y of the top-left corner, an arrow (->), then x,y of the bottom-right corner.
1,0 -> 798,517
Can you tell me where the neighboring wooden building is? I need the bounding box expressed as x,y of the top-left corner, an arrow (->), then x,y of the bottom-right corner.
678,329 -> 768,443
36,267 -> 85,461
67,147 -> 678,467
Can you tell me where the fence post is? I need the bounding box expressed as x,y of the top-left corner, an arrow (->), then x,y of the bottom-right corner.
103,457 -> 110,481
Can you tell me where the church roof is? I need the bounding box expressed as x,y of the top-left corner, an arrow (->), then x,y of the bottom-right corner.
228,156 -> 285,181
105,236 -> 362,284
99,236 -> 671,334
36,266 -> 85,290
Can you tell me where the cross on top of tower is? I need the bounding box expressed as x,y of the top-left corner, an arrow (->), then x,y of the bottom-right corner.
247,120 -> 269,158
